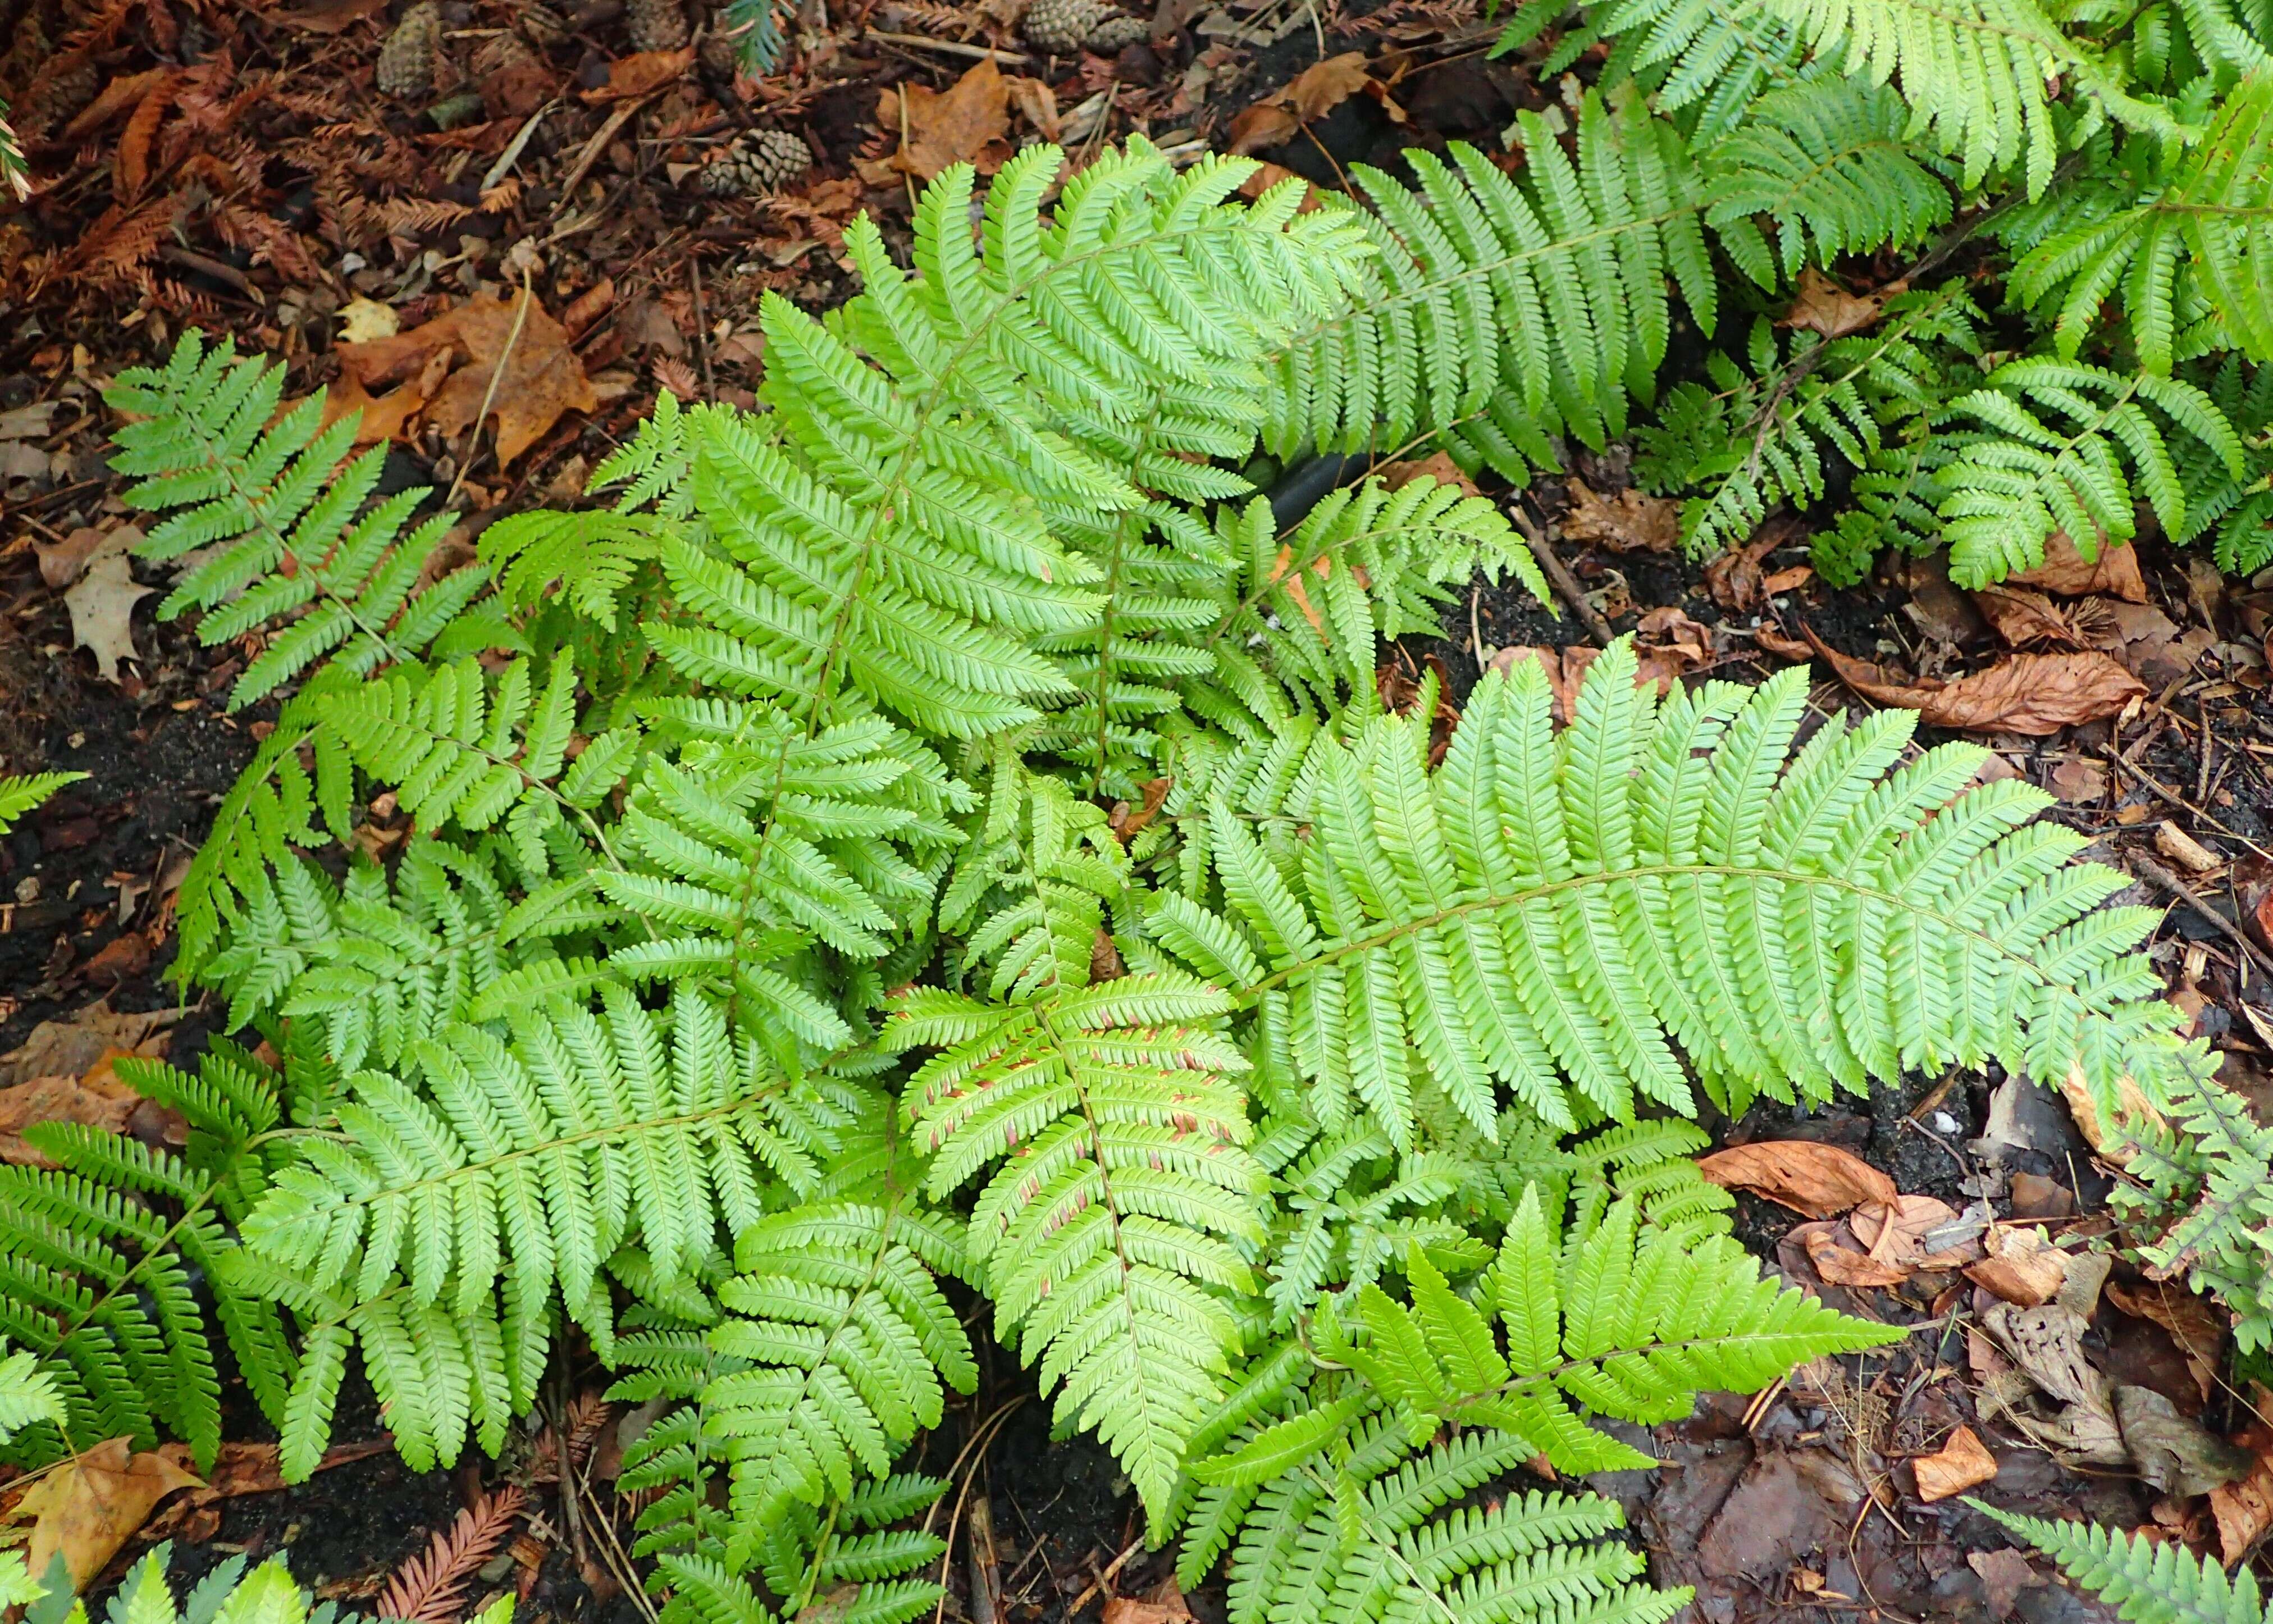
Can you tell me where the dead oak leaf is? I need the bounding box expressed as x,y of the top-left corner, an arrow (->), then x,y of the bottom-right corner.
1780,268 -> 1895,339
426,289 -> 597,468
64,544 -> 154,684
1284,52 -> 1373,120
1697,1139 -> 1897,1218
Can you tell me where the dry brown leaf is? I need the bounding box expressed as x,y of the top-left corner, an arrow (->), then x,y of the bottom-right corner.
1974,585 -> 2090,650
1377,450 -> 1478,495
60,69 -> 174,143
425,289 -> 598,467
322,369 -> 433,445
1635,605 -> 1713,675
2211,1392 -> 2273,1564
1792,1220 -> 1911,1287
35,524 -> 118,591
583,47 -> 696,102
1980,1301 -> 2127,1464
1235,160 -> 1320,208
0,1068 -> 141,1166
1005,74 -> 1060,139
2010,533 -> 2149,603
1780,269 -> 1894,339
1703,527 -> 1783,613
12,1438 -> 203,1593
1912,1426 -> 1998,1502
1227,102 -> 1301,156
337,296 -> 400,344
1,1002 -> 172,1088
1966,1226 -> 2069,1307
878,57 -> 1012,181
64,545 -> 154,684
2059,1065 -> 2164,1165
1102,1577 -> 1197,1624
1284,52 -> 1373,120
115,79 -> 174,201
1697,1140 -> 1897,1218
272,0 -> 391,30
1799,625 -> 2146,735
1560,479 -> 1679,553
1849,1193 -> 1968,1271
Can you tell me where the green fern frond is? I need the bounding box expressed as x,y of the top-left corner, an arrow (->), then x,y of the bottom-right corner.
0,773 -> 84,838
1149,640 -> 2199,1146
1752,0 -> 2176,194
0,1042 -> 294,1471
12,1541 -> 390,1624
0,1340 -> 68,1450
1704,80 -> 1956,276
1267,102 -> 1720,480
2009,69 -> 2273,373
105,334 -> 492,709
1527,0 -> 1806,139
1939,358 -> 2245,585
707,1199 -> 977,1546
891,969 -> 1267,1529
1974,1504 -> 2273,1623
1634,285 -> 1980,561
2117,1062 -> 2273,1352
2175,355 -> 2273,574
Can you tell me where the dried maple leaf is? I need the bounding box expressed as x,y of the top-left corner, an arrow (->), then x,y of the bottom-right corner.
15,1439 -> 203,1593
874,56 -> 1012,181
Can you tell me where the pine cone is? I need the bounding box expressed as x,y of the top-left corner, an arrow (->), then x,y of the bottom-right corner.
627,0 -> 691,52
376,1 -> 442,99
697,127 -> 809,196
1021,0 -> 1146,53
17,53 -> 98,140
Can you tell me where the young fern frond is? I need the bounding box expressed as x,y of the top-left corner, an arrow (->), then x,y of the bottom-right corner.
0,1340 -> 69,1452
2007,70 -> 2273,373
1938,359 -> 2245,586
2117,1065 -> 2273,1353
105,335 -> 490,709
891,970 -> 1267,1529
1515,0 -> 1807,139
0,773 -> 84,837
2175,357 -> 2273,574
1703,80 -> 1956,277
1634,287 -> 1980,560
1148,641 -> 2200,1149
0,1043 -> 295,1471
7,1541 -> 417,1624
1974,1503 -> 2273,1623
1751,0 -> 2175,194
706,1199 -> 975,1552
1266,103 -> 1720,479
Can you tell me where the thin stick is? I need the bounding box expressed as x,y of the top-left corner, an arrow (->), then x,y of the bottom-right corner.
2134,852 -> 2273,983
444,267 -> 535,509
1060,1536 -> 1145,1618
554,95 -> 651,209
688,254 -> 716,401
1509,504 -> 1614,646
868,30 -> 1032,63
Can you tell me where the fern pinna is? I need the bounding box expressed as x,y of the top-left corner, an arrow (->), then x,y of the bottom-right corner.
30,95 -> 2267,1624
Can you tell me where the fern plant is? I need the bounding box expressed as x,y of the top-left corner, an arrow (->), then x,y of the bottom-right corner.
0,773 -> 84,836
1975,1504 -> 2273,1623
39,92 -> 2273,1624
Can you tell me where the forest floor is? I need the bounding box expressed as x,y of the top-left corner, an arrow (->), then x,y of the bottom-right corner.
5,1 -> 2273,1620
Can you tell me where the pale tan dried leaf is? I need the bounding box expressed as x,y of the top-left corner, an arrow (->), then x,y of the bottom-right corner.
1779,268 -> 1893,339
1560,478 -> 1679,553
17,1439 -> 204,1593
2010,532 -> 2149,603
1911,1426 -> 1998,1502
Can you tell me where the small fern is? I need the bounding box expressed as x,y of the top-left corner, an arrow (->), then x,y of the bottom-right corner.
0,773 -> 85,837
0,1042 -> 296,1471
1975,1503 -> 2273,1623
106,336 -> 490,709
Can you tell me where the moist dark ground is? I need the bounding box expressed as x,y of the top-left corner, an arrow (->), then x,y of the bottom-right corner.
7,0 -> 2273,1618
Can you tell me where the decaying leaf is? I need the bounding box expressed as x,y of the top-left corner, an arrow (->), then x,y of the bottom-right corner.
1791,1220 -> 1910,1287
1697,1140 -> 1897,1218
1849,1193 -> 1975,1272
0,1066 -> 140,1166
2009,532 -> 2149,603
1560,479 -> 1679,553
872,57 -> 1012,181
1780,268 -> 1893,339
1797,625 -> 2146,735
10,1438 -> 203,1593
1911,1425 -> 1998,1502
583,48 -> 695,102
2210,1393 -> 2273,1564
1974,585 -> 2092,650
1229,51 -> 1399,155
2114,1384 -> 2252,1498
337,295 -> 400,344
62,530 -> 153,683
1979,1302 -> 2127,1465
1,1001 -> 174,1088
1965,1225 -> 2069,1307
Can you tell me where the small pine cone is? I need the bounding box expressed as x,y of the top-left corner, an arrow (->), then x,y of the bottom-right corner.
17,53 -> 99,140
376,1 -> 442,99
627,0 -> 691,51
1022,0 -> 1145,52
697,127 -> 809,196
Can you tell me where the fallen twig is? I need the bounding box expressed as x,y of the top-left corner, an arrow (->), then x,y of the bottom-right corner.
1509,504 -> 1614,647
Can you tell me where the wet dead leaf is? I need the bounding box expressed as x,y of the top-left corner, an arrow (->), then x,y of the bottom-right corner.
1,1001 -> 172,1088
1230,52 -> 1394,154
1792,1219 -> 1910,1287
1377,450 -> 1478,495
0,1057 -> 143,1167
2211,1393 -> 2273,1564
2059,1065 -> 2165,1164
2010,533 -> 2149,603
1780,269 -> 1894,339
1284,52 -> 1373,120
1561,479 -> 1679,553
1102,1577 -> 1197,1624
1967,1549 -> 2040,1616
1697,1139 -> 1897,1218
1796,624 -> 2146,734
12,1438 -> 203,1593
875,57 -> 1012,181
1974,585 -> 2091,650
1635,605 -> 1713,674
1850,1193 -> 1968,1272
583,48 -> 695,102
1912,1425 -> 1998,1502
1980,1301 -> 2128,1465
